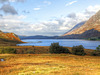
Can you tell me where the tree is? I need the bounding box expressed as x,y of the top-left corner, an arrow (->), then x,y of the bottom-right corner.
91,45 -> 100,56
72,45 -> 86,56
96,45 -> 100,51
49,43 -> 70,54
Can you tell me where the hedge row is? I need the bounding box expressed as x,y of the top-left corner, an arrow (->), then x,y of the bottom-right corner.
0,43 -> 100,56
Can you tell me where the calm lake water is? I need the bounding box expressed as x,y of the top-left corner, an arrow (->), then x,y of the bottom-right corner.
17,39 -> 100,50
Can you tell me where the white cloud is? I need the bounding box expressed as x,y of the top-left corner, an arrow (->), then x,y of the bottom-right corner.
0,5 -> 100,36
0,0 -> 26,3
86,5 -> 100,12
43,1 -> 51,5
9,0 -> 16,2
0,15 -> 28,34
66,1 -> 77,6
3,15 -> 26,20
85,5 -> 100,17
33,8 -> 40,11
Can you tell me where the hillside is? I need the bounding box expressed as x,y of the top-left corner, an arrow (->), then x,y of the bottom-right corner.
64,21 -> 86,35
0,30 -> 23,46
19,35 -> 58,39
63,10 -> 100,38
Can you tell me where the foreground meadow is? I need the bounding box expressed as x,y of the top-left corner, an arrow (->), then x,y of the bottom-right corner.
0,53 -> 100,75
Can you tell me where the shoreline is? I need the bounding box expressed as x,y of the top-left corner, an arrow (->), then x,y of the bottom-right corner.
1,45 -> 94,55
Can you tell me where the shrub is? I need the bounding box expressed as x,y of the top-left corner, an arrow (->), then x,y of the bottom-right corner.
91,50 -> 100,56
96,45 -> 100,51
0,47 -> 35,54
91,45 -> 100,56
16,49 -> 24,54
72,45 -> 86,56
49,43 -> 70,54
25,49 -> 35,54
16,49 -> 35,54
0,49 -> 3,54
0,47 -> 16,54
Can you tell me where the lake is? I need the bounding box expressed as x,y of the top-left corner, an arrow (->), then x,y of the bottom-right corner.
17,39 -> 100,50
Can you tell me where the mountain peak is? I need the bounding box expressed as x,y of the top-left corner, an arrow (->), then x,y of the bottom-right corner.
63,10 -> 100,36
0,30 -> 2,33
63,21 -> 86,35
62,10 -> 100,38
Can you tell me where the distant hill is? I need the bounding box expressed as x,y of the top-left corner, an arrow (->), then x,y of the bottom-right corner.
62,10 -> 100,39
0,30 -> 23,46
19,35 -> 58,39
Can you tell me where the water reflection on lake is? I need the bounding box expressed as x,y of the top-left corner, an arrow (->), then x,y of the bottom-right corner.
0,59 -> 4,61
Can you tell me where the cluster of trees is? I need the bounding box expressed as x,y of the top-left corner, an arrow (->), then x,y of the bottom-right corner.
49,43 -> 86,56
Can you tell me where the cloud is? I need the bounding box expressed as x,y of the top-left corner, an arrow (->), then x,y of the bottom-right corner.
3,15 -> 26,19
10,0 -> 26,2
33,8 -> 41,11
0,0 -> 26,15
22,10 -> 30,14
66,1 -> 77,6
67,13 -> 76,18
0,0 -> 8,3
0,4 -> 18,15
43,1 -> 51,5
0,15 -> 28,34
0,14 -> 3,17
85,5 -> 100,17
0,0 -> 26,3
0,5 -> 100,36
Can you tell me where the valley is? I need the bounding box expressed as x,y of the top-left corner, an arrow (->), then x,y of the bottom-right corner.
0,1 -> 100,75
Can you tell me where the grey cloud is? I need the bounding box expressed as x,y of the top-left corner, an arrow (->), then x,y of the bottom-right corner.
22,10 -> 30,14
0,4 -> 18,15
0,14 -> 3,17
0,0 -> 26,3
56,19 -> 65,25
0,0 -> 8,3
16,0 -> 26,2
67,13 -> 76,18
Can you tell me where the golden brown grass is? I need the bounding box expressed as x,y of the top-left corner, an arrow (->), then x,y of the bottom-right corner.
0,53 -> 100,75
0,46 -> 98,75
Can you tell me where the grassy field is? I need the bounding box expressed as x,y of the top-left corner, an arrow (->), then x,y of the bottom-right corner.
0,46 -> 100,75
0,54 -> 100,75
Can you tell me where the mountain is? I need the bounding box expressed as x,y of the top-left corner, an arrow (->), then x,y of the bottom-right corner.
64,21 -> 86,34
19,35 -> 58,39
0,30 -> 23,46
62,10 -> 100,39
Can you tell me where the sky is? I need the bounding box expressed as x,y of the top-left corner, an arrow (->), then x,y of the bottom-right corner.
0,0 -> 100,36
